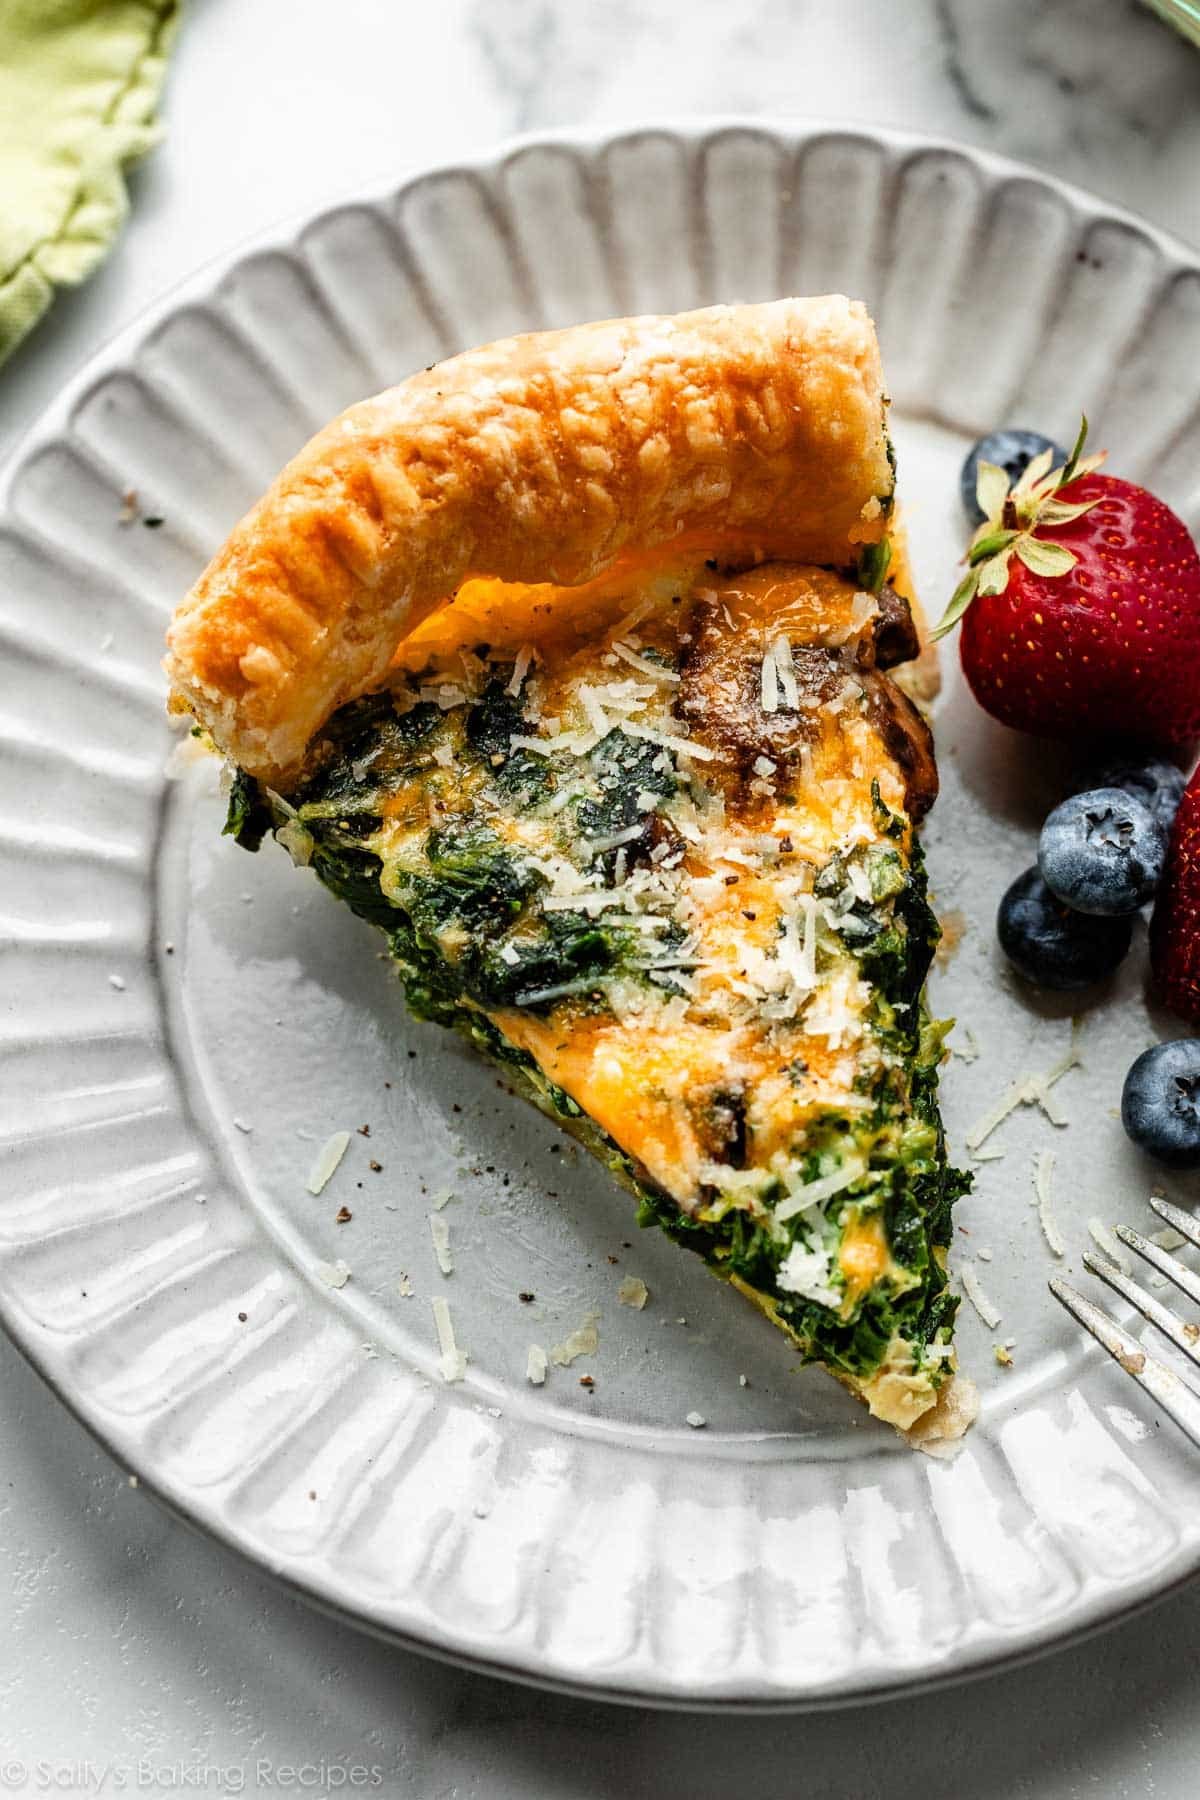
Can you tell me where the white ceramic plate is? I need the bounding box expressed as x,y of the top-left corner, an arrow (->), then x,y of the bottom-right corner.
3,122 -> 1200,1710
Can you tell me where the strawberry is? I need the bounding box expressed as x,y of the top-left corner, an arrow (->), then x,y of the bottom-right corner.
934,423 -> 1200,750
1150,766 -> 1200,1026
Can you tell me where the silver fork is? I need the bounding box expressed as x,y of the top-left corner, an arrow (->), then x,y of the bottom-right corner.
1050,1194 -> 1200,1445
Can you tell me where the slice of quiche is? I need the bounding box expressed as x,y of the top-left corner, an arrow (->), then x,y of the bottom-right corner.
166,297 -> 971,1433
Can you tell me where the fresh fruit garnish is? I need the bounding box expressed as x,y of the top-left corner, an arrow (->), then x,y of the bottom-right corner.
1080,752 -> 1187,837
1038,787 -> 1165,917
959,429 -> 1066,528
997,866 -> 1133,990
1150,765 -> 1200,1026
935,420 -> 1200,751
1121,1041 -> 1200,1169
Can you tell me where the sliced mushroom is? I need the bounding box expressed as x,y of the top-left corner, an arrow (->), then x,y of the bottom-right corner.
675,563 -> 936,818
857,671 -> 939,821
869,584 -> 921,671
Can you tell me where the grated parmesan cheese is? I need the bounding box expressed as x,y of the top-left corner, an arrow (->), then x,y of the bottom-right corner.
803,964 -> 869,1049
541,785 -> 578,816
1033,1149 -> 1065,1257
774,1156 -> 865,1223
582,824 -> 645,856
959,1260 -> 1002,1329
420,683 -> 468,711
619,719 -> 722,763
776,1238 -> 840,1309
610,640 -> 680,683
549,1311 -> 600,1367
964,1027 -> 1083,1151
306,1131 -> 350,1195
760,645 -> 780,714
799,893 -> 818,988
598,677 -> 656,711
432,1296 -> 467,1382
578,684 -> 613,739
526,1344 -> 548,1385
506,644 -> 534,696
541,888 -> 631,914
429,1212 -> 453,1275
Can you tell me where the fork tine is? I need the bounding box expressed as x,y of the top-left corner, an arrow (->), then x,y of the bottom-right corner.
1049,1277 -> 1200,1447
1083,1250 -> 1200,1376
1114,1223 -> 1200,1311
1148,1193 -> 1200,1251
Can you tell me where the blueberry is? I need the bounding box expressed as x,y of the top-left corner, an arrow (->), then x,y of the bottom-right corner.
1038,788 -> 1166,915
960,430 -> 1067,528
1081,753 -> 1187,837
997,867 -> 1133,989
1121,1040 -> 1200,1169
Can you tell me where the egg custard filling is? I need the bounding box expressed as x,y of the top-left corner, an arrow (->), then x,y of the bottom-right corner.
223,553 -> 969,1430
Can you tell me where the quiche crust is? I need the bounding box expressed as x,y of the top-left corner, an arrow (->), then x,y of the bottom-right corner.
165,297 -> 892,780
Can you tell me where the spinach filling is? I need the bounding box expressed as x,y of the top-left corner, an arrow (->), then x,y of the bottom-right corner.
637,823 -> 968,1380
225,667 -> 967,1390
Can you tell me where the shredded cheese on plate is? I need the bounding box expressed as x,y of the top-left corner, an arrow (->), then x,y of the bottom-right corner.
306,1132 -> 350,1196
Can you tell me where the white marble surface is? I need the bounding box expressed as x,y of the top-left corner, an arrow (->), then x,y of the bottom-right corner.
3,0 -> 1200,1794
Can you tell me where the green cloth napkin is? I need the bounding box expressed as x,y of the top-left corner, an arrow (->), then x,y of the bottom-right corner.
0,0 -> 182,368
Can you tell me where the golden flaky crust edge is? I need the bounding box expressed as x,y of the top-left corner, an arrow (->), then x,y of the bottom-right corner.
165,296 -> 895,780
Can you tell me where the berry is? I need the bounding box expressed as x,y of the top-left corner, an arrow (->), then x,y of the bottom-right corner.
1038,787 -> 1165,916
935,423 -> 1200,750
1150,766 -> 1200,1025
1121,1041 -> 1200,1169
1082,751 -> 1187,836
997,866 -> 1133,990
960,430 -> 1065,528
